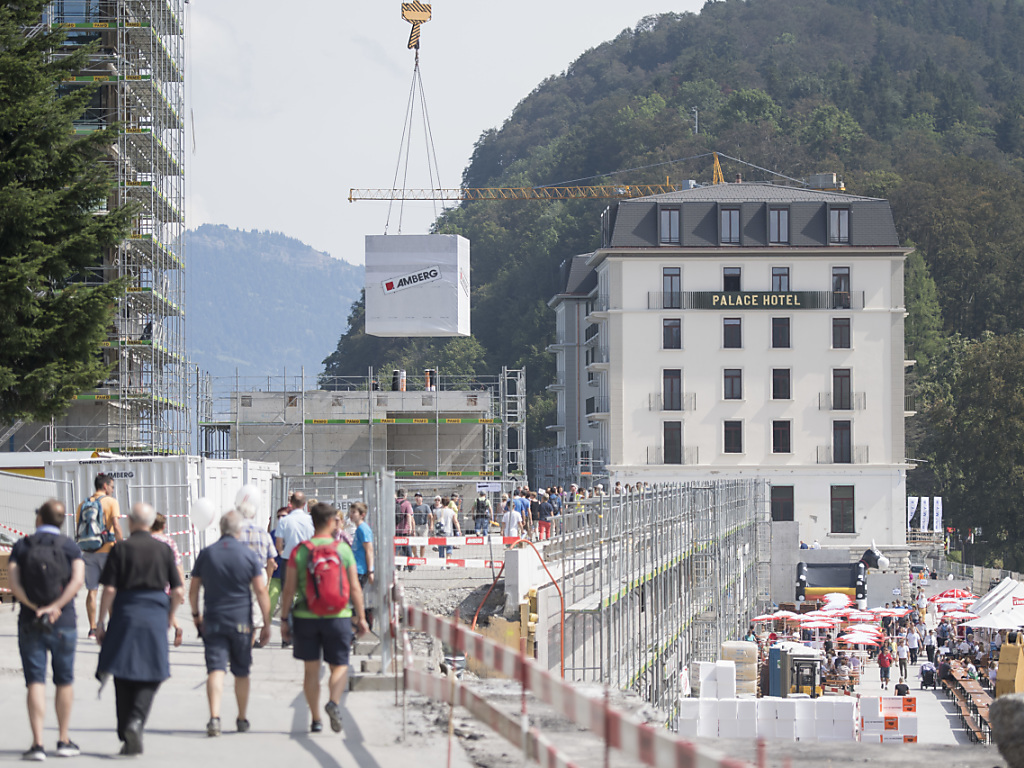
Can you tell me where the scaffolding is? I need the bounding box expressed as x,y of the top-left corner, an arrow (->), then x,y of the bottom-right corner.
198,368 -> 527,486
543,480 -> 770,727
8,1 -> 188,455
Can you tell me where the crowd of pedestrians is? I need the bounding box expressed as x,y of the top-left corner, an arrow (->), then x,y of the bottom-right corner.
7,474 -> 369,760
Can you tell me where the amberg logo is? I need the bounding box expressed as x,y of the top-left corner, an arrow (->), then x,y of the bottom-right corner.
383,266 -> 441,294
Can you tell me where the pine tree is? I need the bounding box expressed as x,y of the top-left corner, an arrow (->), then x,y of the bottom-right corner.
0,1 -> 131,423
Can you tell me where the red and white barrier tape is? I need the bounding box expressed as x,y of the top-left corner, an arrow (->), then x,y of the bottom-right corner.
396,557 -> 503,569
394,585 -> 753,768
0,522 -> 28,539
395,535 -> 523,547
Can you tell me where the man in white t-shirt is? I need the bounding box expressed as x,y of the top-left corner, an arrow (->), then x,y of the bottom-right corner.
906,627 -> 920,665
896,638 -> 910,679
502,504 -> 523,544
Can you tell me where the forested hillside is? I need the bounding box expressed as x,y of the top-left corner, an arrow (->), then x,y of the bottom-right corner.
188,225 -> 362,379
321,0 -> 1024,568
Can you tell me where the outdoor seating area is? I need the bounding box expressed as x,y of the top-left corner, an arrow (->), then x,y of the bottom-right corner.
942,660 -> 993,743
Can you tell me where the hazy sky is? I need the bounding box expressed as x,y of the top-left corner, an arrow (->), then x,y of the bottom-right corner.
187,1 -> 705,265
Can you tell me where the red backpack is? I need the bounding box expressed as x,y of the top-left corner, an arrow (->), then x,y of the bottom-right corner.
301,541 -> 349,615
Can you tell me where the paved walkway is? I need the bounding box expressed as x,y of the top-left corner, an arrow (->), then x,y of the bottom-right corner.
0,597 -> 472,767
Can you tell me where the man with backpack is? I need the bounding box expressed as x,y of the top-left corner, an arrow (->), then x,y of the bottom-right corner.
9,499 -> 86,761
472,491 -> 493,536
76,473 -> 123,639
411,492 -> 431,559
394,489 -> 415,569
279,503 -> 368,735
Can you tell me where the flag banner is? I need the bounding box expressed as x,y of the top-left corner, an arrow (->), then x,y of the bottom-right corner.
920,497 -> 930,532
933,497 -> 942,533
907,497 -> 919,530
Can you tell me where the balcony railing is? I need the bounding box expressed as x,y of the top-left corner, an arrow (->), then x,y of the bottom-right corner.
546,372 -> 565,390
646,290 -> 866,310
649,392 -> 696,412
905,394 -> 917,413
586,347 -> 610,366
647,446 -> 699,465
817,445 -> 869,464
584,323 -> 600,341
585,396 -> 610,416
818,392 -> 866,411
589,295 -> 610,313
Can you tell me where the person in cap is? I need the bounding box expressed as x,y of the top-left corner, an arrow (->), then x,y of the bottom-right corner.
472,491 -> 493,536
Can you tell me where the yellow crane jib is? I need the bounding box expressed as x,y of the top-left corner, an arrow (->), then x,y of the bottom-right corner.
402,2 -> 431,49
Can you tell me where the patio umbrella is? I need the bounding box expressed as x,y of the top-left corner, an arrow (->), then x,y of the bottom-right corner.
931,589 -> 977,601
847,612 -> 878,622
823,593 -> 854,607
802,620 -> 839,629
846,623 -> 883,634
772,610 -> 802,620
838,633 -> 882,646
752,614 -> 777,622
944,610 -> 979,621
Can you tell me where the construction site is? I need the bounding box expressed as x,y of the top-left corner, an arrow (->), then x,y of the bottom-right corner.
197,368 -> 527,493
6,0 -> 189,455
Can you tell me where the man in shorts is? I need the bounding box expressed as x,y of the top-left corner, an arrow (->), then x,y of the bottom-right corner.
280,503 -> 368,734
877,646 -> 893,690
10,500 -> 86,760
77,473 -> 123,638
190,511 -> 271,736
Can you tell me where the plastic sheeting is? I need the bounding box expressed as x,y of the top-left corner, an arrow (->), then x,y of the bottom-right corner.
364,234 -> 470,337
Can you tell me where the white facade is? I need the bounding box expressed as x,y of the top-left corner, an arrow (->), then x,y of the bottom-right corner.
553,185 -> 912,548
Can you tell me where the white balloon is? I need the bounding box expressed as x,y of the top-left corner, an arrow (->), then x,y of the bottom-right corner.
191,497 -> 218,530
234,484 -> 261,517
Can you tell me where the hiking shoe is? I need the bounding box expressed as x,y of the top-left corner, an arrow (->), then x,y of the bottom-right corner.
22,745 -> 46,761
236,719 -> 250,733
325,701 -> 343,733
55,741 -> 80,757
206,717 -> 221,737
310,720 -> 323,733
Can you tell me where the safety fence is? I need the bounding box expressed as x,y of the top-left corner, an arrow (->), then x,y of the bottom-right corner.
392,581 -> 752,768
0,471 -> 73,541
542,481 -> 771,728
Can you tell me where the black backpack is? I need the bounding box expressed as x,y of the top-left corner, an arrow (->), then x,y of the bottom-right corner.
475,498 -> 489,519
18,533 -> 70,607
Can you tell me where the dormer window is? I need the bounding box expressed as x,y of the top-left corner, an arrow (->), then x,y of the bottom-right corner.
769,208 -> 789,244
660,207 -> 680,245
830,208 -> 850,244
720,208 -> 740,244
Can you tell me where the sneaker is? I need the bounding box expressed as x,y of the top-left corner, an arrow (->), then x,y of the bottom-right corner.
22,745 -> 46,761
55,741 -> 80,757
236,719 -> 250,733
310,720 -> 323,733
87,629 -> 96,640
281,640 -> 291,649
206,717 -> 221,737
325,701 -> 343,733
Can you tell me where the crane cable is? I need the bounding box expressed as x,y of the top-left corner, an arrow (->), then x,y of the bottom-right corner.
385,48 -> 443,234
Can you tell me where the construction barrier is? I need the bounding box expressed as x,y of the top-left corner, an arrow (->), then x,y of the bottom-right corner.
392,582 -> 753,768
396,557 -> 503,569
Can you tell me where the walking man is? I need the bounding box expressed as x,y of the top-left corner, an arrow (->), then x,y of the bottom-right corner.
536,490 -> 554,541
896,637 -> 910,680
472,491 -> 493,536
236,486 -> 276,647
275,491 -> 312,646
190,511 -> 272,736
96,502 -> 184,756
77,473 -> 124,638
279,503 -> 369,734
877,645 -> 893,690
348,502 -> 375,631
906,625 -> 920,665
411,492 -> 431,559
10,500 -> 86,761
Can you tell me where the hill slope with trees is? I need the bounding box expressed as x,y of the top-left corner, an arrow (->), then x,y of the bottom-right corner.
322,0 -> 1024,567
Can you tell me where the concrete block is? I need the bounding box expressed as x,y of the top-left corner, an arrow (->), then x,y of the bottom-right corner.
736,699 -> 757,719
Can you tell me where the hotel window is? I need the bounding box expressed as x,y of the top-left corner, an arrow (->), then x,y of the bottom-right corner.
663,318 -> 681,349
772,267 -> 790,292
832,317 -> 851,349
772,420 -> 792,453
723,318 -> 742,348
833,420 -> 852,463
664,421 -> 682,465
772,368 -> 791,400
771,486 -> 795,522
769,208 -> 789,244
724,368 -> 742,400
721,208 -> 740,244
830,208 -> 850,244
831,485 -> 855,533
660,207 -> 681,245
832,266 -> 851,309
723,267 -> 742,292
663,369 -> 682,411
771,317 -> 791,349
724,420 -> 743,453
833,369 -> 852,410
663,267 -> 681,309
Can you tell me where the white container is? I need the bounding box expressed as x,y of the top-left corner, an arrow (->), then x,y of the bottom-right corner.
775,699 -> 797,720
814,699 -> 834,720
699,681 -> 718,700
717,699 -> 738,719
833,698 -> 858,721
716,660 -> 737,698
699,661 -> 717,684
794,699 -> 816,720
365,234 -> 470,337
736,699 -> 757,719
758,700 -> 777,720
678,698 -> 700,720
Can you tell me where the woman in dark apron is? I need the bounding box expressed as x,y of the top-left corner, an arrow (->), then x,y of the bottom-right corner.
96,502 -> 184,756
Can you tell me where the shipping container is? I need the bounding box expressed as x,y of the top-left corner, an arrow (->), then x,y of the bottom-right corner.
364,234 -> 470,337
